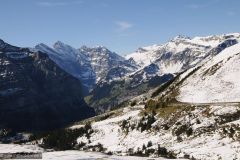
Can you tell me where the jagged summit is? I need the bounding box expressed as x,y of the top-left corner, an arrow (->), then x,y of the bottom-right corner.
126,33 -> 240,69
53,40 -> 65,46
79,45 -> 120,58
0,39 -> 6,49
172,35 -> 191,41
35,42 -> 137,92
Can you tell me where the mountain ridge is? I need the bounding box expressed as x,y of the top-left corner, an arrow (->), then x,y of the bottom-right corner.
0,39 -> 95,131
86,33 -> 240,113
35,42 -> 138,94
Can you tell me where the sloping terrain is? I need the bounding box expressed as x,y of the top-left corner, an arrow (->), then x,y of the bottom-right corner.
86,73 -> 174,113
71,100 -> 240,159
177,41 -> 240,103
31,94 -> 237,160
23,87 -> 240,160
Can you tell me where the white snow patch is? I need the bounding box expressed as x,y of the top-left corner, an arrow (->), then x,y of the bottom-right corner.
210,105 -> 239,116
43,150 -> 170,160
178,43 -> 240,103
0,144 -> 43,153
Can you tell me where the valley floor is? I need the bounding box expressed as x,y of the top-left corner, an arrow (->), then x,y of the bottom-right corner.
43,150 -> 172,160
0,144 -> 174,160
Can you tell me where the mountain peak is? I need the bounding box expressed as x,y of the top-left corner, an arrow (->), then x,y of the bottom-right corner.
0,39 -> 6,49
79,45 -> 106,51
172,35 -> 191,41
95,45 -> 104,48
136,47 -> 148,53
94,45 -> 107,50
80,45 -> 114,56
53,41 -> 67,49
35,43 -> 55,54
36,43 -> 48,48
0,39 -> 5,43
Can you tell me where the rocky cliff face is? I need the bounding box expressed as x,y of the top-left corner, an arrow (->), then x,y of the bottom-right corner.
0,40 -> 95,131
35,42 -> 95,94
79,45 -> 138,83
35,43 -> 138,94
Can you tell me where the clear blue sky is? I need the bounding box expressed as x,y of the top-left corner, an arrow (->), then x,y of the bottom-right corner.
0,0 -> 239,55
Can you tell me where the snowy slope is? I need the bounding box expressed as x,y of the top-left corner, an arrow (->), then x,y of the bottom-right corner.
2,103 -> 240,159
74,103 -> 240,160
177,42 -> 240,103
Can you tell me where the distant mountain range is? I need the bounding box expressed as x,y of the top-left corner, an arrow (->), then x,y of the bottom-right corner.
1,33 -> 240,130
82,33 -> 240,112
35,42 -> 138,94
3,33 -> 238,113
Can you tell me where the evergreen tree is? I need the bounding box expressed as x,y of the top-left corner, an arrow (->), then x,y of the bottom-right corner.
147,141 -> 152,147
142,144 -> 146,151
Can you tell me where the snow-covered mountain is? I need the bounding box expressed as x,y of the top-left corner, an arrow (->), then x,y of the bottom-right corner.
125,33 -> 240,82
86,33 -> 240,112
35,42 -> 95,92
35,33 -> 240,95
35,43 -> 138,93
79,45 -> 138,82
135,33 -> 240,105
